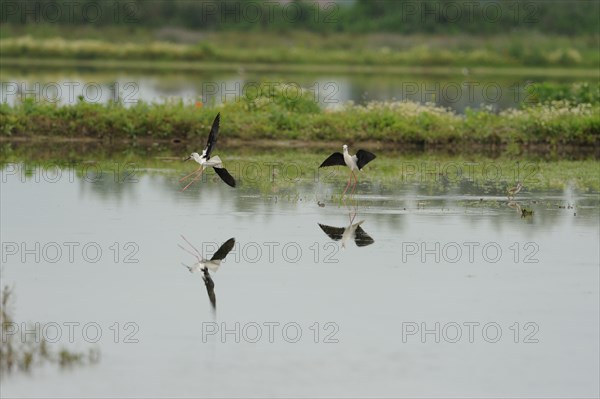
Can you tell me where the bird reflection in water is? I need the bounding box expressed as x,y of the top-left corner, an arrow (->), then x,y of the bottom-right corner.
179,235 -> 235,310
507,200 -> 522,214
318,211 -> 374,248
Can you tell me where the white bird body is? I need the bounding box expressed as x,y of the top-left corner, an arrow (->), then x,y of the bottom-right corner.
341,220 -> 364,248
185,259 -> 222,273
204,155 -> 223,168
190,152 -> 204,165
189,152 -> 224,169
342,145 -> 358,171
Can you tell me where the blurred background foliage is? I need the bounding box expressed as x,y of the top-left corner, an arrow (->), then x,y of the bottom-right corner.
1,0 -> 598,35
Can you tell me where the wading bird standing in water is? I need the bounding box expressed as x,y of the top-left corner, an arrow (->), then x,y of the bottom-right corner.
179,235 -> 236,310
507,182 -> 523,200
180,113 -> 236,191
319,145 -> 376,197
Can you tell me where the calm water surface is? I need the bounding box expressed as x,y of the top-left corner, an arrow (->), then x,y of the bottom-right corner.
1,152 -> 599,397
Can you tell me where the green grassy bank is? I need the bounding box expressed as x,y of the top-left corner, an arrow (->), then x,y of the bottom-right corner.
1,83 -> 598,148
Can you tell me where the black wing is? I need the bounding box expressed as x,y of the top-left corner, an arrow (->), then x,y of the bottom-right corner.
213,167 -> 236,188
355,150 -> 376,170
318,223 -> 345,241
204,113 -> 220,159
211,238 -> 235,261
319,152 -> 345,168
354,225 -> 374,247
202,269 -> 216,310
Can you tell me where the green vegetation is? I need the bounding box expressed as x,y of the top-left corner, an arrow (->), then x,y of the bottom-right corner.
1,31 -> 598,69
3,1 -> 598,72
2,0 -> 598,36
525,82 -> 600,105
1,82 -> 598,147
0,285 -> 99,374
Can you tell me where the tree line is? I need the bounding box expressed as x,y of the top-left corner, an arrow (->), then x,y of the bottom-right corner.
1,0 -> 598,35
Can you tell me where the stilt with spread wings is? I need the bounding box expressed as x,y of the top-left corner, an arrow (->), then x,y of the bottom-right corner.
181,113 -> 236,191
319,144 -> 376,197
179,235 -> 236,310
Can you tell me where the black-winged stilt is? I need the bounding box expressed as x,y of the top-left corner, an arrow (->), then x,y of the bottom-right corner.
318,213 -> 374,248
319,145 -> 376,196
181,113 -> 236,191
179,235 -> 235,310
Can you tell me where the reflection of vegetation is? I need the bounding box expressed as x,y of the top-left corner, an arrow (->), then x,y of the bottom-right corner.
0,285 -> 99,374
0,143 -> 596,236
1,83 -> 598,147
1,142 -> 599,192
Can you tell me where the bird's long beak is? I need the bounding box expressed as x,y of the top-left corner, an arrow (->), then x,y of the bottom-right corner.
183,156 -> 191,161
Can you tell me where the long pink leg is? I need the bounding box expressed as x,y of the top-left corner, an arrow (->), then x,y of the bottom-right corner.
181,169 -> 204,192
350,171 -> 358,196
179,234 -> 203,261
341,169 -> 353,197
180,167 -> 202,182
349,210 -> 356,224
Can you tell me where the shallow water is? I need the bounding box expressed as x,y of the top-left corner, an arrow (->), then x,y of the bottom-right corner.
1,152 -> 599,398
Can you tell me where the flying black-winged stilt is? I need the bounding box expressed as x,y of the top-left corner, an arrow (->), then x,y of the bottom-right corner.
319,145 -> 376,197
507,182 -> 523,200
318,212 -> 374,248
179,235 -> 235,310
180,113 -> 236,191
